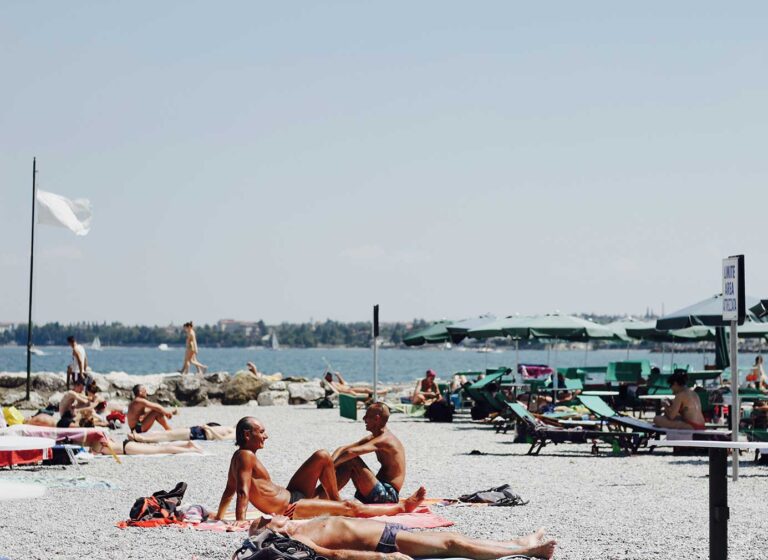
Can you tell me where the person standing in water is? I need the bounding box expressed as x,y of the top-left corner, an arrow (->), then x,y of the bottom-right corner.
179,321 -> 207,374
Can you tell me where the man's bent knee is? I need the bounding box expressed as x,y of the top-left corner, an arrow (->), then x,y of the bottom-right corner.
312,449 -> 332,462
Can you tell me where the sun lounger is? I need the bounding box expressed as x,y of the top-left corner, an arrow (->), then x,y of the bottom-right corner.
502,401 -> 641,456
578,395 -> 730,452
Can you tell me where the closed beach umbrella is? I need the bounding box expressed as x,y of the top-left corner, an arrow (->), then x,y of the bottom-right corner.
402,321 -> 453,346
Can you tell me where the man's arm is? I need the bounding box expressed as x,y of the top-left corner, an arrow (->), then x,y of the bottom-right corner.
290,534 -> 410,560
214,468 -> 238,521
136,398 -> 171,417
664,394 -> 683,420
333,436 -> 381,465
234,453 -> 256,521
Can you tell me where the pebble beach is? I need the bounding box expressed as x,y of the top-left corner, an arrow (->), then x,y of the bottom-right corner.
1,404 -> 766,560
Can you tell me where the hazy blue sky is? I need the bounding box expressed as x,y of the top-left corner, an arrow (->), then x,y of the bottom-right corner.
1,2 -> 766,325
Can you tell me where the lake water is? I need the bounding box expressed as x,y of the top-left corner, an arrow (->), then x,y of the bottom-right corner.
0,345 -> 755,382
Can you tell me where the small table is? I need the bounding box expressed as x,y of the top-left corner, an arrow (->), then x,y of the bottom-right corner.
655,440 -> 766,560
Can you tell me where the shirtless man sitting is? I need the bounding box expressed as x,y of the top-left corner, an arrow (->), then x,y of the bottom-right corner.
127,384 -> 176,433
653,371 -> 706,430
57,378 -> 94,428
241,514 -> 556,560
323,403 -> 405,504
214,416 -> 426,522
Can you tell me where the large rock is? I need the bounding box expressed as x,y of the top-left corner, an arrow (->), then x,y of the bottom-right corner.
288,381 -> 325,403
104,372 -> 160,395
175,376 -> 208,405
32,372 -> 66,392
257,390 -> 289,406
268,381 -> 287,391
205,371 -> 230,384
1,389 -> 44,409
222,373 -> 267,405
48,391 -> 65,407
0,375 -> 26,389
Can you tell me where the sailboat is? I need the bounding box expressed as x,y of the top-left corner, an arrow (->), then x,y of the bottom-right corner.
90,336 -> 102,351
157,343 -> 170,351
270,332 -> 280,351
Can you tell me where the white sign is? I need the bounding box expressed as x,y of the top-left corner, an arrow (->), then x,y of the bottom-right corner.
722,257 -> 739,321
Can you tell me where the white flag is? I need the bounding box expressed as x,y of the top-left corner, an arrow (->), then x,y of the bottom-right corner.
36,190 -> 92,236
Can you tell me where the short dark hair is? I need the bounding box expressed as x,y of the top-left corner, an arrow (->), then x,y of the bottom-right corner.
132,384 -> 144,397
367,402 -> 390,423
67,336 -> 75,344
668,371 -> 688,387
235,416 -> 256,447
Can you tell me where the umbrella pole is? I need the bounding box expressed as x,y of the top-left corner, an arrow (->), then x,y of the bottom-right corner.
515,339 -> 520,380
584,341 -> 589,366
730,321 -> 739,481
671,343 -> 675,371
626,341 -> 630,360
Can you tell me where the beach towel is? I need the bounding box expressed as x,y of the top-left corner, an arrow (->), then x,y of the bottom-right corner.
119,505 -> 453,532
1,424 -> 109,446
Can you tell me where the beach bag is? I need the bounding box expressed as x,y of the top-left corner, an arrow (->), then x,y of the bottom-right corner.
316,397 -> 334,409
2,407 -> 25,426
425,400 -> 454,422
233,528 -> 328,560
129,482 -> 188,521
458,484 -> 529,506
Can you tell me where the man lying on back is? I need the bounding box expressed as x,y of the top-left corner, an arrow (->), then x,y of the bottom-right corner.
240,514 -> 556,560
214,416 -> 425,523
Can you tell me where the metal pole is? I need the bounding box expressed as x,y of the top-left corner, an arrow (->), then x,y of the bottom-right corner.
730,321 -> 739,481
515,339 -> 520,380
25,157 -> 37,401
709,447 -> 729,560
584,341 -> 589,366
372,305 -> 379,404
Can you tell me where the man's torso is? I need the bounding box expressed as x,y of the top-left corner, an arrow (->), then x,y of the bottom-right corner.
675,390 -> 705,425
371,431 -> 406,490
291,517 -> 383,551
230,450 -> 290,514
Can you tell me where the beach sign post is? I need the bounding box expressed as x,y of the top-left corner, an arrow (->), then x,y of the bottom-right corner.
372,304 -> 379,403
721,254 -> 745,482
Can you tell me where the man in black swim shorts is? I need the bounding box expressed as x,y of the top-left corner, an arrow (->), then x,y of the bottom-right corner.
324,403 -> 407,504
242,512 -> 557,559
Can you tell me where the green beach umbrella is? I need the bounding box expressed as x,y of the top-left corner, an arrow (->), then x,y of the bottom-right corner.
402,321 -> 453,346
502,314 -> 619,341
655,293 -> 762,330
466,315 -> 533,340
445,315 -> 497,343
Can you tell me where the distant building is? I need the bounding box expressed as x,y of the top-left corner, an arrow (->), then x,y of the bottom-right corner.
217,319 -> 260,337
0,322 -> 15,334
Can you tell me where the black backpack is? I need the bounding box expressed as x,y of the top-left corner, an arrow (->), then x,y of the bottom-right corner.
425,400 -> 454,422
129,482 -> 188,521
233,528 -> 328,560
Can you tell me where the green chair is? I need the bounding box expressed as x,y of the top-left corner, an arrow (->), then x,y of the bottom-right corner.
606,360 -> 651,384
339,393 -> 359,420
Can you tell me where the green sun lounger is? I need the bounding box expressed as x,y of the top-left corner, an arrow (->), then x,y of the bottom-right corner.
578,395 -> 730,452
502,400 -> 639,456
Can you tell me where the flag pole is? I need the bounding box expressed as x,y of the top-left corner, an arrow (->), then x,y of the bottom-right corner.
26,157 -> 37,401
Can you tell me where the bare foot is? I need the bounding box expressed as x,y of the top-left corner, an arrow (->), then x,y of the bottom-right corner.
183,441 -> 203,453
513,528 -> 546,548
401,486 -> 427,513
529,539 -> 556,559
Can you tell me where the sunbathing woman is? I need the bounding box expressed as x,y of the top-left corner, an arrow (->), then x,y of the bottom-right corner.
89,437 -> 203,456
129,424 -> 234,443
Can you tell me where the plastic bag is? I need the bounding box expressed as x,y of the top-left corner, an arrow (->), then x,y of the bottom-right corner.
3,406 -> 25,426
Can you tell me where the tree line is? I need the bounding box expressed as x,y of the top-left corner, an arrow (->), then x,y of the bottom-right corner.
1,320 -> 430,348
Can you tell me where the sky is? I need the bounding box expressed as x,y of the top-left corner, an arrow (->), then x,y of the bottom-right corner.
1,2 -> 766,325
